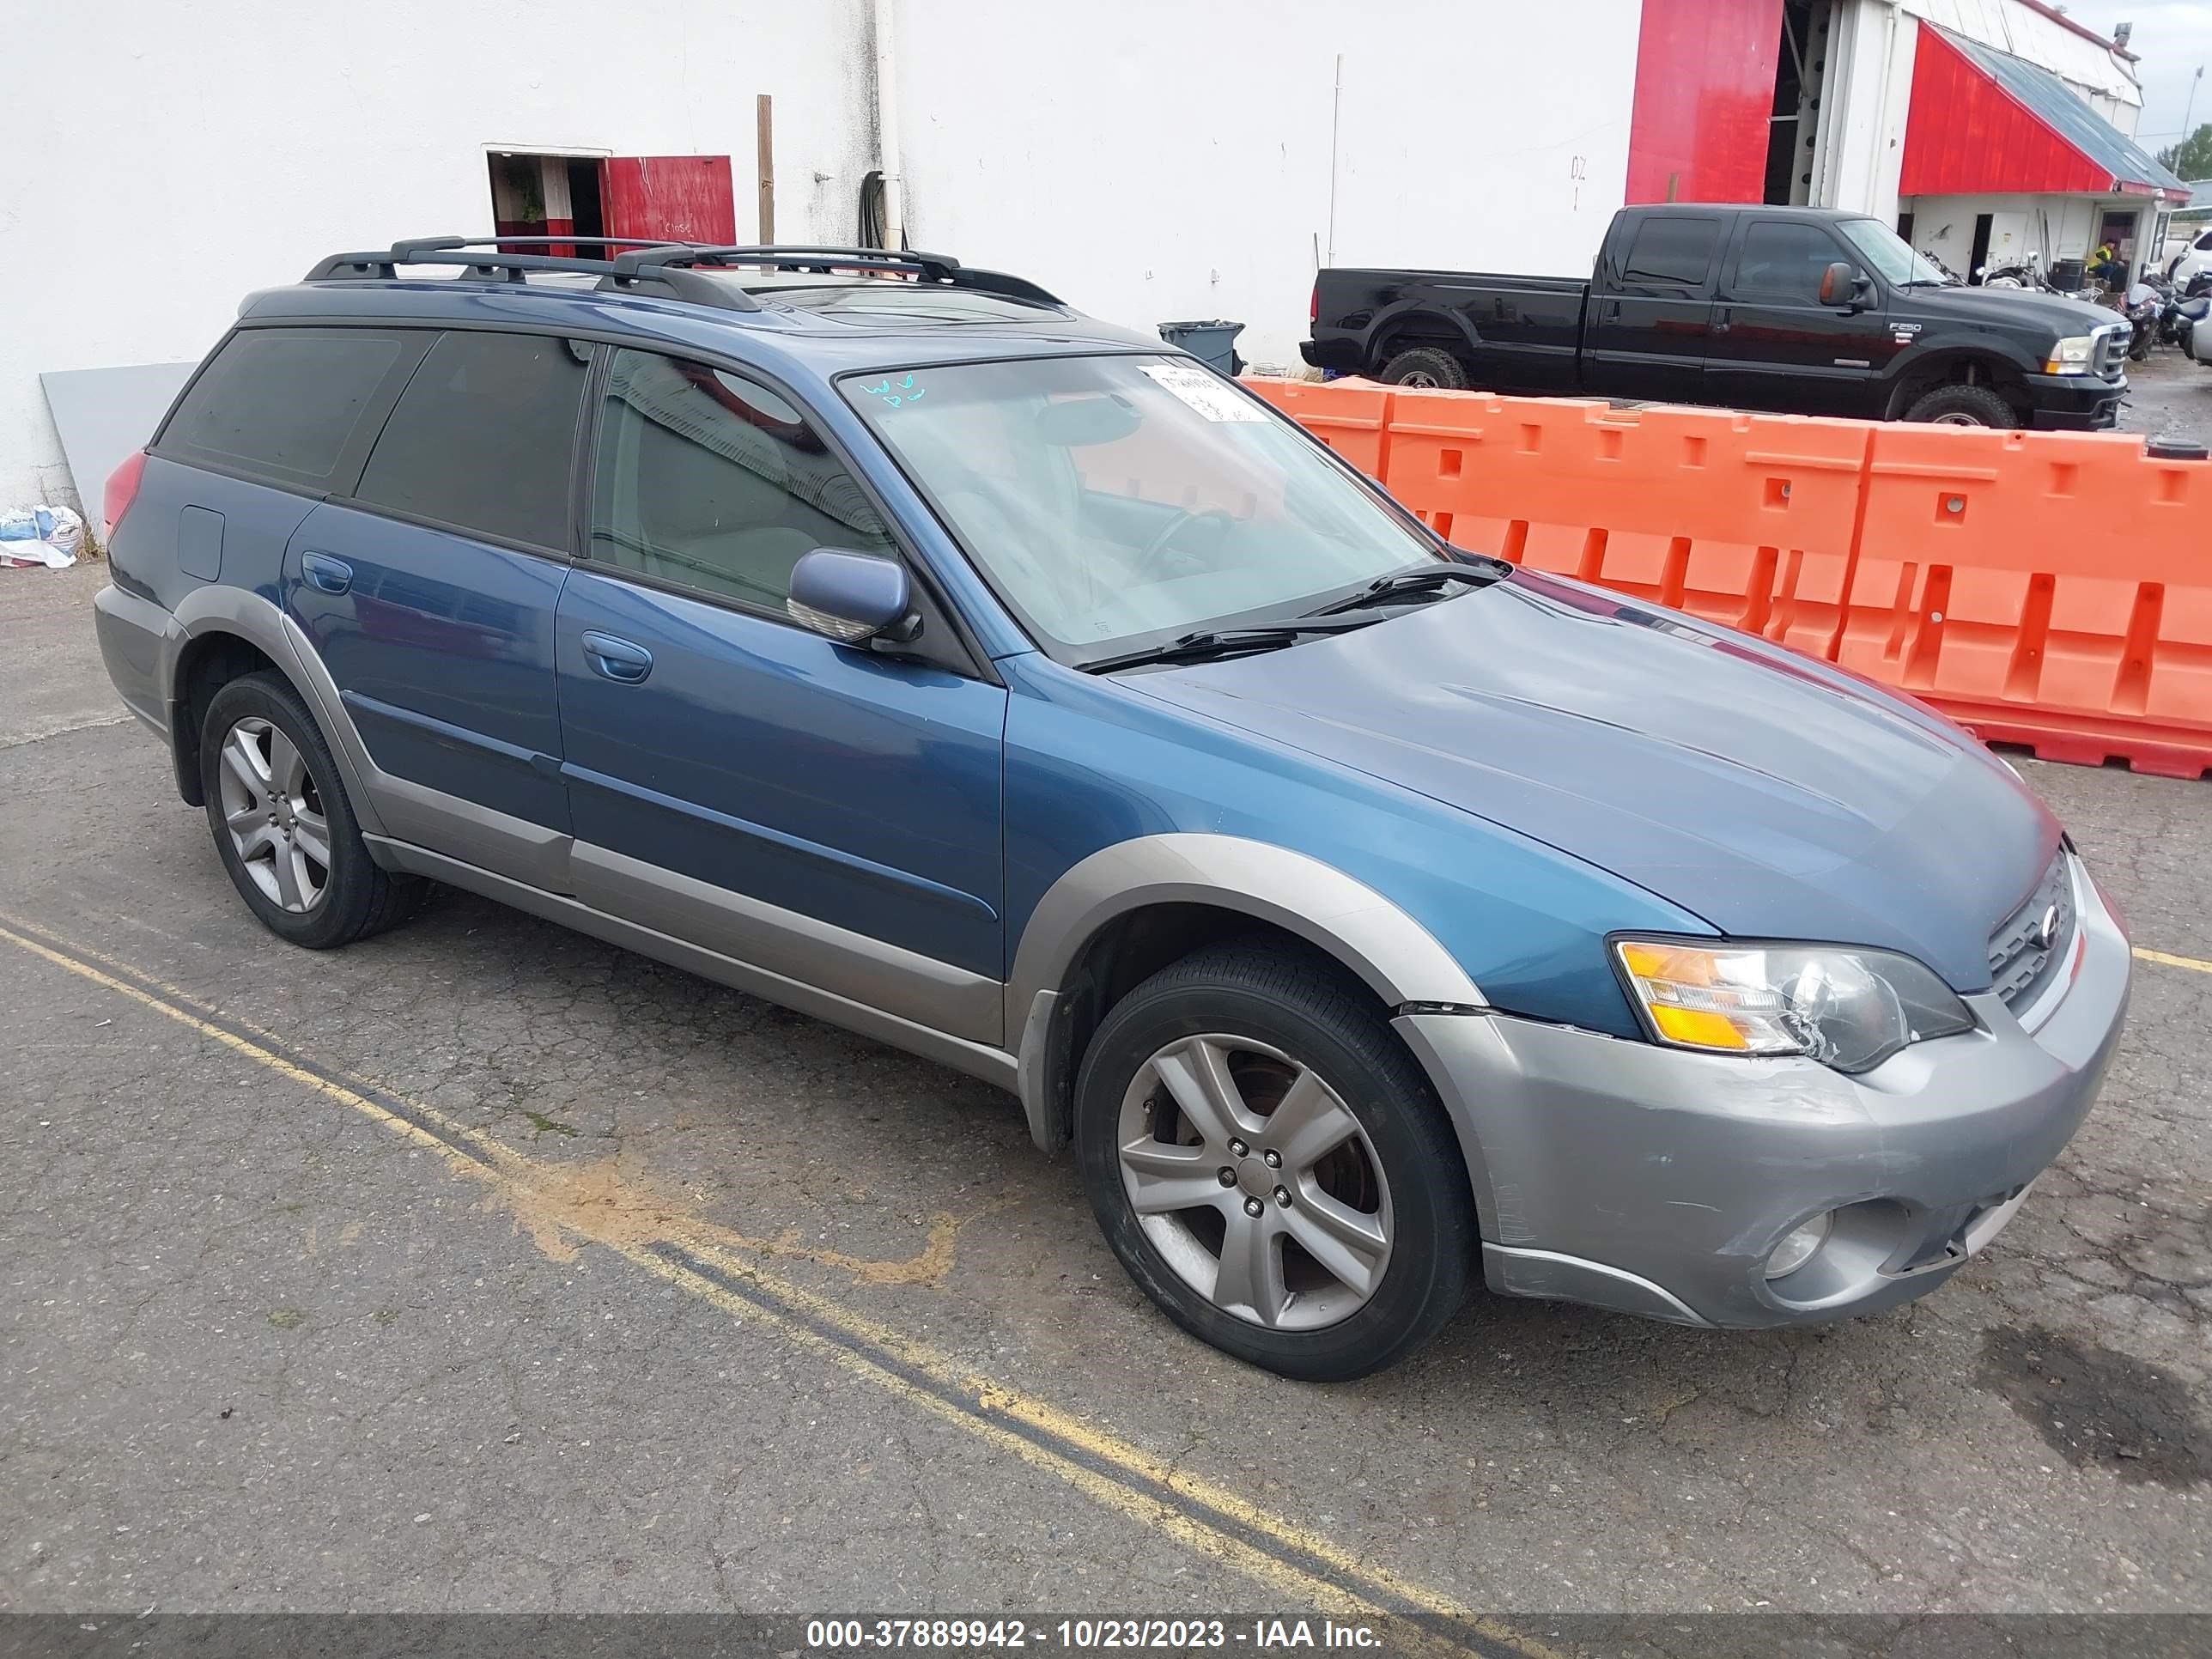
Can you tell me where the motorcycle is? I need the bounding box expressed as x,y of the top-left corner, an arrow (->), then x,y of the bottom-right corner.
2124,280 -> 2162,360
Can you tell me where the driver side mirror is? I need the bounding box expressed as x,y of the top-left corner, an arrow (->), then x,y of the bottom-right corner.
1820,261 -> 1869,307
787,549 -> 921,646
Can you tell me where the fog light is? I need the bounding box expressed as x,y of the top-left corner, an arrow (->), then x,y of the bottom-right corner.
1765,1212 -> 1833,1279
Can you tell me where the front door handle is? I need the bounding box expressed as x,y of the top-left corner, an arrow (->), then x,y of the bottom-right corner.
580,629 -> 653,684
301,552 -> 352,594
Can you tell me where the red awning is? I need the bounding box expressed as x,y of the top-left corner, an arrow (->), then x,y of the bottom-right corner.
1901,27 -> 2189,201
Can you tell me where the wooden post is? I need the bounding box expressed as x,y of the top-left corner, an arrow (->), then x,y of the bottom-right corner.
757,94 -> 776,243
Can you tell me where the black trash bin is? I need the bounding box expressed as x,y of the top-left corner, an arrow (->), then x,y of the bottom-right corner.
1157,319 -> 1246,377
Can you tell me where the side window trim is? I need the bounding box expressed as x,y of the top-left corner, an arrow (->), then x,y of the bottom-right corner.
577,345 -> 990,681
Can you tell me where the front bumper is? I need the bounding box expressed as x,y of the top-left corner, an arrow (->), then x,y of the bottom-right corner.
2023,372 -> 2125,430
1394,854 -> 2130,1328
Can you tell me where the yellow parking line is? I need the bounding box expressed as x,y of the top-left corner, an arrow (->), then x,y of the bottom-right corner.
2135,945 -> 2212,976
0,915 -> 1559,1659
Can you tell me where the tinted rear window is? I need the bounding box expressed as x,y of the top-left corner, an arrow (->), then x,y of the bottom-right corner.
1621,216 -> 1723,290
159,329 -> 411,489
353,331 -> 590,550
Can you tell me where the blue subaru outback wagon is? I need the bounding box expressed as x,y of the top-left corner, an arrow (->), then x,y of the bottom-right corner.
94,237 -> 2130,1379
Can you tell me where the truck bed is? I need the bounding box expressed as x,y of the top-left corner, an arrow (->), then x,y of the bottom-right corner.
1307,268 -> 1589,393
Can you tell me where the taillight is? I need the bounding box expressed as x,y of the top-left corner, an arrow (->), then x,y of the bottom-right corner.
1310,279 -> 1320,327
103,449 -> 148,541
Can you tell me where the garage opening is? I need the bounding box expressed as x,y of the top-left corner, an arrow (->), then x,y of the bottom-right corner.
488,151 -> 737,253
1765,0 -> 1831,205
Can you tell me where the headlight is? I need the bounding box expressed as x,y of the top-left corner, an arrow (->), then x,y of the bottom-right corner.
2045,336 -> 2094,374
1613,939 -> 1974,1073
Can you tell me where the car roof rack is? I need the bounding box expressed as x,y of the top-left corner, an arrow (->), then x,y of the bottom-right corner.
613,244 -> 1063,306
305,237 -> 1063,311
305,236 -> 762,311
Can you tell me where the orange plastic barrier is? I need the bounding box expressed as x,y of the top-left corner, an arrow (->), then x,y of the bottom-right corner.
1243,376 -> 2212,780
1834,423 -> 2212,778
1381,390 -> 1869,659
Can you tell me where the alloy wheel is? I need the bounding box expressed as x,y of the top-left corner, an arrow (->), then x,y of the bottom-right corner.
1116,1035 -> 1392,1330
215,716 -> 331,913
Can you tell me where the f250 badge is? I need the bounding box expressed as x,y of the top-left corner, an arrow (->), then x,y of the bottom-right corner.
1892,322 -> 1923,343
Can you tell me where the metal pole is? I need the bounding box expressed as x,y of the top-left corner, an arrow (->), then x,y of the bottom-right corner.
873,0 -> 905,249
1326,53 -> 1343,268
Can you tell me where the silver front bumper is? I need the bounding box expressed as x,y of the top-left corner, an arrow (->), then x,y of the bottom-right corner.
1395,856 -> 2131,1328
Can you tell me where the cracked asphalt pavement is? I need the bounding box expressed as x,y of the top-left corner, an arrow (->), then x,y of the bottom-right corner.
2,560 -> 2208,1640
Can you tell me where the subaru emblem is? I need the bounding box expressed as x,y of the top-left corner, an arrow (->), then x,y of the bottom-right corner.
2029,904 -> 2060,951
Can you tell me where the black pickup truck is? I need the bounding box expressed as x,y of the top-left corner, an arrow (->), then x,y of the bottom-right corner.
1304,204 -> 2130,429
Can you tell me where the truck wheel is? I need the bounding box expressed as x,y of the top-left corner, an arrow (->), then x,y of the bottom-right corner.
1904,385 -> 2019,428
1072,939 -> 1478,1381
1378,346 -> 1470,390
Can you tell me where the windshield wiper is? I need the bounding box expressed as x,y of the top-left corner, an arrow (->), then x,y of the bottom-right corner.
1080,617 -> 1380,674
1303,560 -> 1506,617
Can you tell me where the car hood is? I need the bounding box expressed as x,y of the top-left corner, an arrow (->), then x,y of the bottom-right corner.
1126,573 -> 2059,993
1905,283 -> 2116,337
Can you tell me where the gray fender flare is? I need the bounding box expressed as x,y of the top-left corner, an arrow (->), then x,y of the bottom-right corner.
168,586 -> 387,838
1007,836 -> 1497,1216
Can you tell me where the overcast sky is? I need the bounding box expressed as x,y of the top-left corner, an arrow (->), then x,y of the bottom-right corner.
2054,0 -> 2211,153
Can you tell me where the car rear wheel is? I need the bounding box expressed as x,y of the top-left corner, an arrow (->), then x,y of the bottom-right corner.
1904,384 -> 2020,428
1378,346 -> 1471,390
1073,939 -> 1477,1381
199,672 -> 424,950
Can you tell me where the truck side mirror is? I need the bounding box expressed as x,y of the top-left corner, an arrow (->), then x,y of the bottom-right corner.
1819,262 -> 1856,306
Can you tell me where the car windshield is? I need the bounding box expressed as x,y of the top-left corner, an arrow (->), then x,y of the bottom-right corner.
841,354 -> 1448,660
1839,218 -> 1951,285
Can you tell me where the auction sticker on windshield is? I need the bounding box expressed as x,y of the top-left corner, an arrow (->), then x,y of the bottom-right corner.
1141,362 -> 1266,422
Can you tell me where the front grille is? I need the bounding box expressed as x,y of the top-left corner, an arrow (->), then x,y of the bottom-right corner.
2093,324 -> 2130,377
1989,851 -> 2075,1011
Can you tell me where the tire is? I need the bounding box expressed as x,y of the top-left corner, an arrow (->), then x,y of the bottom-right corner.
1903,384 -> 2020,428
1072,939 -> 1478,1382
1377,346 -> 1471,390
198,672 -> 425,949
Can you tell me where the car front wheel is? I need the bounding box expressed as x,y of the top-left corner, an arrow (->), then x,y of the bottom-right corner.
1903,384 -> 2021,427
1073,939 -> 1478,1381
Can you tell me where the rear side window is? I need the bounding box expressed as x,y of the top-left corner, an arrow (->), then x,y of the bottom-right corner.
158,328 -> 413,489
353,331 -> 590,550
1620,216 -> 1723,291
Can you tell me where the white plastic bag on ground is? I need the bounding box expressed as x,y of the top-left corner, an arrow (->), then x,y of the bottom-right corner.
0,505 -> 83,568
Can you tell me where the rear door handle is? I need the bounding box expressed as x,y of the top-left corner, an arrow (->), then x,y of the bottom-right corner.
301,552 -> 352,594
580,630 -> 653,684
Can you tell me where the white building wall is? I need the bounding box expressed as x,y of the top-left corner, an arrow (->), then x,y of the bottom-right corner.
5,0 -> 878,514
1814,0 -> 1919,221
896,0 -> 1642,374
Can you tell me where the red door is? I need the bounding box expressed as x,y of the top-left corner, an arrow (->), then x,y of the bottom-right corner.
599,155 -> 737,246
